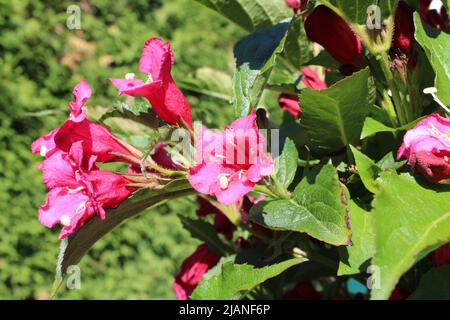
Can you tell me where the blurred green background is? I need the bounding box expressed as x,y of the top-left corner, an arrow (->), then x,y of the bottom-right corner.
0,0 -> 244,299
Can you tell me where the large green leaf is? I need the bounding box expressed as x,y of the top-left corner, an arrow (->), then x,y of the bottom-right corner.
191,257 -> 302,299
233,21 -> 289,116
194,0 -> 291,32
282,15 -> 313,69
251,164 -> 352,246
300,68 -> 372,151
53,180 -> 195,290
371,172 -> 450,300
409,265 -> 450,300
338,200 -> 375,275
321,0 -> 398,25
414,13 -> 450,106
274,138 -> 298,188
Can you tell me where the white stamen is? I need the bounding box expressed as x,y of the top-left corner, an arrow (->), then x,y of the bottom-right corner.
66,186 -> 85,193
218,174 -> 229,190
423,87 -> 438,94
40,145 -> 48,157
429,0 -> 443,12
387,89 -> 392,97
147,74 -> 153,83
125,73 -> 136,80
423,87 -> 450,115
60,215 -> 71,227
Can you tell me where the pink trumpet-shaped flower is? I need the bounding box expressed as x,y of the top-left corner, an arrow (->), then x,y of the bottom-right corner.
172,244 -> 220,300
397,114 -> 450,182
38,141 -> 134,239
188,112 -> 274,205
31,80 -> 91,158
54,119 -> 136,163
110,38 -> 192,127
31,81 -> 137,163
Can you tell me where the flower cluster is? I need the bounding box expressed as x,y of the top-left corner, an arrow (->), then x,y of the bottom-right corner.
33,38 -> 275,240
32,81 -> 138,239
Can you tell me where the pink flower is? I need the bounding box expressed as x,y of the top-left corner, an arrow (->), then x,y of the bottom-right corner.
285,0 -> 308,12
110,38 -> 192,127
397,114 -> 450,182
31,128 -> 59,160
392,1 -> 415,55
420,0 -> 449,31
32,81 -> 137,163
38,142 -> 134,239
278,67 -> 327,118
54,119 -> 136,163
305,5 -> 362,65
172,244 -> 220,300
31,80 -> 92,158
188,113 -> 274,205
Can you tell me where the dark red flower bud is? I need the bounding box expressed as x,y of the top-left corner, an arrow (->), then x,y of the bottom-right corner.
393,1 -> 415,54
432,242 -> 450,267
420,0 -> 450,31
305,5 -> 362,65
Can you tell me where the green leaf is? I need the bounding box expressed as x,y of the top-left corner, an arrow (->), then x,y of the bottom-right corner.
194,0 -> 291,32
414,12 -> 450,106
54,180 -> 194,285
251,164 -> 352,246
338,200 -> 375,275
300,68 -> 372,151
191,258 -> 303,299
233,21 -> 289,116
409,265 -> 450,300
321,0 -> 398,25
282,15 -> 313,69
350,145 -> 381,193
361,116 -> 423,139
371,172 -> 450,300
274,138 -> 298,188
178,67 -> 232,101
360,117 -> 396,139
178,215 -> 230,256
376,152 -> 406,171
